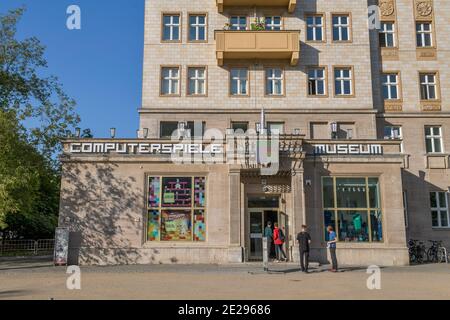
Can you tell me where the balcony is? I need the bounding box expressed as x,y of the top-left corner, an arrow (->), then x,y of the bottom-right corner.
215,30 -> 300,66
216,0 -> 297,13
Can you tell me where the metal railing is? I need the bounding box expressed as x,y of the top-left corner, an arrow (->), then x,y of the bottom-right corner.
0,239 -> 55,256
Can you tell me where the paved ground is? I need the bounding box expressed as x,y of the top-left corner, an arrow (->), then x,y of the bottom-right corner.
0,257 -> 449,300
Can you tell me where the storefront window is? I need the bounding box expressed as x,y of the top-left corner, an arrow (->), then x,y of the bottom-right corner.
147,176 -> 206,242
322,177 -> 383,242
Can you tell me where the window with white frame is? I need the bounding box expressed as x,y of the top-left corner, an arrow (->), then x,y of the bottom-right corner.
230,16 -> 247,30
379,22 -> 396,47
265,16 -> 282,30
384,126 -> 402,140
308,68 -> 326,96
188,67 -> 206,96
334,67 -> 353,96
265,68 -> 284,96
306,15 -> 324,41
416,22 -> 433,47
425,126 -> 443,153
230,68 -> 249,96
189,14 -> 207,41
384,125 -> 403,152
420,73 -> 438,100
430,192 -> 449,228
332,14 -> 350,41
162,14 -> 180,41
382,73 -> 400,100
161,67 -> 180,95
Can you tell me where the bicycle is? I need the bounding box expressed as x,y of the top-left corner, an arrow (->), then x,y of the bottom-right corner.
408,239 -> 426,264
437,245 -> 448,263
426,240 -> 443,263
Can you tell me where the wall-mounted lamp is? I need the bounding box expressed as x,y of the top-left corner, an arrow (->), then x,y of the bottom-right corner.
143,128 -> 149,139
66,130 -> 72,138
75,127 -> 81,138
136,129 -> 141,139
294,128 -> 301,135
110,127 -> 116,139
330,122 -> 338,140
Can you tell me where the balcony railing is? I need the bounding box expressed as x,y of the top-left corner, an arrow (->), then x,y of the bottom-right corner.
216,0 -> 297,13
215,30 -> 300,66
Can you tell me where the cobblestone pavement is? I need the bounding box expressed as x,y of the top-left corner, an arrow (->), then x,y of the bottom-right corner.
0,257 -> 449,300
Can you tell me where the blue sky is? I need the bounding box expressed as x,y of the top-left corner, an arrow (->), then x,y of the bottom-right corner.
0,0 -> 145,138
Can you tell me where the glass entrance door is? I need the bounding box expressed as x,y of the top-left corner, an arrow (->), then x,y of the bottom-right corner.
248,209 -> 280,260
249,211 -> 263,260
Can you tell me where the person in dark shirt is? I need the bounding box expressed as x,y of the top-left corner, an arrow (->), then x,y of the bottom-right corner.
264,221 -> 274,259
296,225 -> 312,273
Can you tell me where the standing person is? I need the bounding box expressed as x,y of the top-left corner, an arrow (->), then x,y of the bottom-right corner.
327,226 -> 338,272
274,223 -> 287,262
296,225 -> 311,273
264,221 -> 274,259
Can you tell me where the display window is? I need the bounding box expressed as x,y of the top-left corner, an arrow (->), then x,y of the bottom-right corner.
322,177 -> 383,242
147,176 -> 206,242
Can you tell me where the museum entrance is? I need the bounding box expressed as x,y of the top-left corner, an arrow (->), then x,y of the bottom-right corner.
247,196 -> 286,261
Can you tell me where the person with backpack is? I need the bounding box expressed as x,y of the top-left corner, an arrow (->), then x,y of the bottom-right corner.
274,222 -> 287,262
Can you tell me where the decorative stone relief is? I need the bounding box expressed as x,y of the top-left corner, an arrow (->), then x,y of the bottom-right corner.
379,0 -> 396,18
415,0 -> 433,20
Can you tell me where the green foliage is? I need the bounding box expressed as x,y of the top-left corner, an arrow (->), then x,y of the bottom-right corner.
0,7 -> 80,161
0,7 -> 78,238
0,110 -> 59,236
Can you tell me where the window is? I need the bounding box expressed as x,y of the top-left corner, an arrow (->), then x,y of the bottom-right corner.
334,67 -> 353,96
162,14 -> 181,41
230,16 -> 247,30
384,125 -> 403,152
379,22 -> 396,47
147,176 -> 206,242
384,126 -> 402,140
332,14 -> 350,41
306,15 -> 324,41
160,122 -> 179,138
382,73 -> 400,100
323,177 -> 383,242
187,67 -> 206,96
425,126 -> 443,153
230,68 -> 249,96
231,122 -> 248,133
430,192 -> 449,228
161,67 -> 180,96
265,16 -> 282,30
267,122 -> 284,135
189,14 -> 207,41
308,67 -> 326,96
416,22 -> 433,47
265,68 -> 284,96
420,73 -> 438,100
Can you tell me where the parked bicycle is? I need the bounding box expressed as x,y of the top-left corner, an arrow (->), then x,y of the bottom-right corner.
408,239 -> 426,264
427,240 -> 442,263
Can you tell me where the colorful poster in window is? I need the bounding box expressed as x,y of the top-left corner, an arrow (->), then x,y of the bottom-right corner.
148,177 -> 161,208
194,210 -> 206,241
162,177 -> 192,207
194,177 -> 206,207
161,210 -> 192,241
148,210 -> 160,241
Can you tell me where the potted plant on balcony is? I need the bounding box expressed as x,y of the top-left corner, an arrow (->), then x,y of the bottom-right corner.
250,17 -> 266,31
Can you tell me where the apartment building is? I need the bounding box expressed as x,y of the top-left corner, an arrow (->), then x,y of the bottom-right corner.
58,0 -> 449,266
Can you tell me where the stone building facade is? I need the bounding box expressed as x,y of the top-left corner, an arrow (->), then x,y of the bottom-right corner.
58,0 -> 449,266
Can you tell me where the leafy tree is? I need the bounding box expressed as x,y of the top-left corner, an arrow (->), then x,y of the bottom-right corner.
0,110 -> 58,236
0,7 -> 80,161
0,7 -> 79,238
